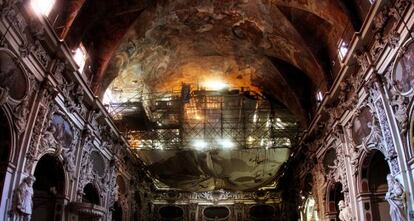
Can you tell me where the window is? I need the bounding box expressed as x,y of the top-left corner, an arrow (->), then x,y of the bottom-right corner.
338,39 -> 349,61
369,0 -> 375,4
73,44 -> 87,73
30,0 -> 55,16
316,91 -> 324,103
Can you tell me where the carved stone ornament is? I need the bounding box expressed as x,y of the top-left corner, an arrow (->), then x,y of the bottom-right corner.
390,94 -> 409,134
370,32 -> 387,61
0,87 -> 9,105
386,174 -> 408,221
12,98 -> 30,134
345,124 -> 362,176
338,200 -> 353,221
354,49 -> 371,73
367,80 -> 401,174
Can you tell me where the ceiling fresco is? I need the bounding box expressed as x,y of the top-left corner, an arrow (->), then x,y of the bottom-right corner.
56,0 -> 356,192
138,148 -> 289,191
101,0 -> 350,125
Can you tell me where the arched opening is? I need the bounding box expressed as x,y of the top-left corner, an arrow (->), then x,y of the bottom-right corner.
203,206 -> 230,221
327,182 -> 344,220
112,201 -> 123,221
112,175 -> 125,221
0,110 -> 11,209
82,183 -> 100,205
159,205 -> 184,221
32,154 -> 65,221
74,183 -> 102,221
360,150 -> 391,221
249,204 -> 275,221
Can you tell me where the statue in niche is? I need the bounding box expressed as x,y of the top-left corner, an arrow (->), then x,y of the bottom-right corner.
385,174 -> 407,221
15,176 -> 36,221
338,200 -> 353,221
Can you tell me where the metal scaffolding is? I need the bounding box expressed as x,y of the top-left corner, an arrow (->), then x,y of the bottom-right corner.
107,86 -> 298,150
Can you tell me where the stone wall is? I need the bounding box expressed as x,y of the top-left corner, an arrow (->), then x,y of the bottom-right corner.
293,0 -> 414,220
0,1 -> 145,220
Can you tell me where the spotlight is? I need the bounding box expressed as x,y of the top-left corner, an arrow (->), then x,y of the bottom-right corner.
31,0 -> 55,16
218,138 -> 235,149
202,80 -> 228,90
192,139 -> 208,150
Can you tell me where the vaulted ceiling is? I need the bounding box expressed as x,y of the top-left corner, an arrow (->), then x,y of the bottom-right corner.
53,0 -> 363,127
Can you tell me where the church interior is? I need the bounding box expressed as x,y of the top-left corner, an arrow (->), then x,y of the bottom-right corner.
0,0 -> 413,220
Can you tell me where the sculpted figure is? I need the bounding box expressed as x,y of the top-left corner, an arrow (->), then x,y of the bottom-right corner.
338,200 -> 353,221
14,99 -> 29,133
41,124 -> 57,149
385,174 -> 407,221
16,176 -> 36,221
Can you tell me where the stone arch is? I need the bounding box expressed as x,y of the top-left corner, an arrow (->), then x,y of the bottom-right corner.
32,154 -> 66,221
325,181 -> 344,220
159,205 -> 184,221
203,206 -> 230,221
31,151 -> 70,197
82,183 -> 101,205
357,149 -> 391,221
249,204 -> 275,220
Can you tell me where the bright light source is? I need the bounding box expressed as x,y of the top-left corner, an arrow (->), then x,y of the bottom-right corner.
218,138 -> 235,149
202,80 -> 228,90
338,40 -> 348,60
194,114 -> 202,121
102,90 -> 113,105
192,139 -> 208,150
73,44 -> 87,73
31,0 -> 55,16
316,91 -> 324,103
247,136 -> 255,143
275,118 -> 286,129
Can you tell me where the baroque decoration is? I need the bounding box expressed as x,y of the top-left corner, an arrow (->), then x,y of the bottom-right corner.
1,0 -> 414,220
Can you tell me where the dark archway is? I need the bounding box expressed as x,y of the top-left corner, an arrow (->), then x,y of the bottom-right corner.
32,154 -> 65,221
0,110 -> 11,208
361,150 -> 391,221
249,204 -> 275,221
76,183 -> 102,221
112,201 -> 123,221
327,182 -> 344,220
203,206 -> 230,221
159,206 -> 184,221
82,183 -> 100,205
